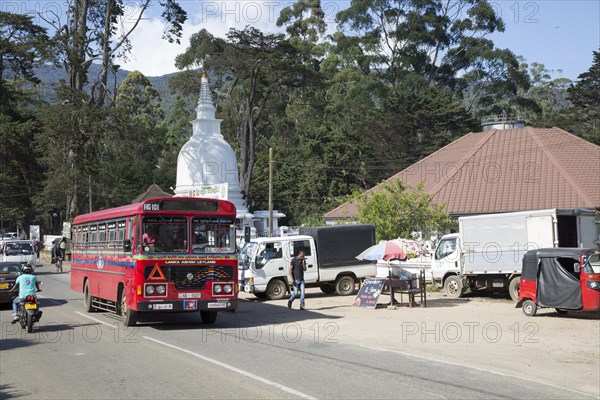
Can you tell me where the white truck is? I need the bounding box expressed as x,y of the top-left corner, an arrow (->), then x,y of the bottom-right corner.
432,208 -> 599,301
238,224 -> 376,299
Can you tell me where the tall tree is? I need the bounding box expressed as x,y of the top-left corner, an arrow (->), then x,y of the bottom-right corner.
175,27 -> 305,195
0,12 -> 48,111
566,50 -> 600,144
335,0 -> 504,85
44,0 -> 186,105
0,12 -> 47,232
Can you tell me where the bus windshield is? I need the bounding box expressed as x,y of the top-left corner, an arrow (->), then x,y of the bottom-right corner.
142,216 -> 188,253
191,218 -> 236,254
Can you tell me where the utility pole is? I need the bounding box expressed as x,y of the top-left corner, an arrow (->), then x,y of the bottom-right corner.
268,147 -> 273,237
89,175 -> 92,213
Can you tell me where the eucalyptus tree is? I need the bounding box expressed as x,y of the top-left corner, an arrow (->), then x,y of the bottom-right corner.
175,27 -> 306,196
34,1 -> 185,220
43,0 -> 186,105
566,50 -> 600,143
334,0 -> 530,116
0,12 -> 48,231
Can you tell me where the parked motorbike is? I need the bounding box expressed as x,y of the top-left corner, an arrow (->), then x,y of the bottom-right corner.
18,291 -> 42,333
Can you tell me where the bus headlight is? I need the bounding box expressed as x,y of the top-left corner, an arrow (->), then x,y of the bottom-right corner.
214,284 -> 223,294
223,284 -> 233,294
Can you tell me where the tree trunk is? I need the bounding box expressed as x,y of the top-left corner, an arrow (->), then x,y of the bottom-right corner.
67,0 -> 89,93
95,0 -> 113,106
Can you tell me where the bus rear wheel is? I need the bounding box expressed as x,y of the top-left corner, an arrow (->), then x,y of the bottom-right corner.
120,291 -> 137,327
200,311 -> 217,324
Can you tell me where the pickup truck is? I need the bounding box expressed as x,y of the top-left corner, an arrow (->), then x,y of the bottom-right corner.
239,224 -> 376,299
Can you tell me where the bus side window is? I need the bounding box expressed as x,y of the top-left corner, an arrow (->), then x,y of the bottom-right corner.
127,218 -> 135,253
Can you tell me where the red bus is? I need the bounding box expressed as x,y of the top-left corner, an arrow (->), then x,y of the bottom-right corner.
70,197 -> 238,326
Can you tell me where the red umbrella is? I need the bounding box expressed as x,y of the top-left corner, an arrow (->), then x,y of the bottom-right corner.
356,240 -> 407,261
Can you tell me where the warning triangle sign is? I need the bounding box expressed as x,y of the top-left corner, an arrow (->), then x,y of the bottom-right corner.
148,263 -> 167,281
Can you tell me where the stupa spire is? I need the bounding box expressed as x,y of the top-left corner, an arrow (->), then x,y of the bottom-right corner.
196,64 -> 215,120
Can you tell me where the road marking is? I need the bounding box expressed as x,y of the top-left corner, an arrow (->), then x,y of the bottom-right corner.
74,311 -> 115,327
357,344 -> 599,399
144,336 -> 318,400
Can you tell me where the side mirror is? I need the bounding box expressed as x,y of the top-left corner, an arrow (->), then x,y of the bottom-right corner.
123,239 -> 132,252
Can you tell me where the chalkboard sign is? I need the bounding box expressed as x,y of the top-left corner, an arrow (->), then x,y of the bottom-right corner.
352,278 -> 386,309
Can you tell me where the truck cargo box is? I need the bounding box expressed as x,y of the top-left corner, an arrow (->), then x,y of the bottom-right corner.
299,224 -> 376,268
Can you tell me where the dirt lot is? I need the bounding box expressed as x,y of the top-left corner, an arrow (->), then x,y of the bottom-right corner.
239,287 -> 600,397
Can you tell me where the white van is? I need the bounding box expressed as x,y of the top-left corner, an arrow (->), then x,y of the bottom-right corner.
0,240 -> 36,267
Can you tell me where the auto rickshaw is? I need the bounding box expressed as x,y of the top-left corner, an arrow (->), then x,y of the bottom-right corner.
517,248 -> 600,316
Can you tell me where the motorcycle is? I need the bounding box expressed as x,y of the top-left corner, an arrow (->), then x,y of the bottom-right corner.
18,291 -> 42,333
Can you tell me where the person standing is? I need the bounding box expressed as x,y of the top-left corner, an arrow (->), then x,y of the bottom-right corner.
33,239 -> 42,259
288,250 -> 307,310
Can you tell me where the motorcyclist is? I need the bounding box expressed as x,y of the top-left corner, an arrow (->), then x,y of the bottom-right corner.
9,262 -> 41,324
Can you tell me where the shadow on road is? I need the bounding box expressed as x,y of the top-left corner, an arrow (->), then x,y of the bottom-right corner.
0,383 -> 30,399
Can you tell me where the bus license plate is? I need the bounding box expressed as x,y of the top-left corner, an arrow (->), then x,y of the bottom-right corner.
178,293 -> 201,299
25,303 -> 37,310
207,302 -> 227,309
153,304 -> 173,310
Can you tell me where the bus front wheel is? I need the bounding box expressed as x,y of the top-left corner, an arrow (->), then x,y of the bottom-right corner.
120,291 -> 137,327
200,311 -> 217,324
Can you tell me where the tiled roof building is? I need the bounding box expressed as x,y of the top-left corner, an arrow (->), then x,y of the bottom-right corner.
131,184 -> 172,203
324,127 -> 600,221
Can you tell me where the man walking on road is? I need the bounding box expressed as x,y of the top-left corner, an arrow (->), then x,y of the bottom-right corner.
288,250 -> 307,310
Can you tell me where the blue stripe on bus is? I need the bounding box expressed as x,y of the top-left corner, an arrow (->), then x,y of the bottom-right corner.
72,258 -> 136,268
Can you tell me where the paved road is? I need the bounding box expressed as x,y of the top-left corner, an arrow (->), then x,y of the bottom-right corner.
1,263 -> 598,399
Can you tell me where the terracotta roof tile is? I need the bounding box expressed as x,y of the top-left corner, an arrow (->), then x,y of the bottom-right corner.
131,184 -> 173,203
324,127 -> 600,219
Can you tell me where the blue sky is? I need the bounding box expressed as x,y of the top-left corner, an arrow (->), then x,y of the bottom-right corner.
488,0 -> 600,79
10,0 -> 595,79
123,0 -> 596,79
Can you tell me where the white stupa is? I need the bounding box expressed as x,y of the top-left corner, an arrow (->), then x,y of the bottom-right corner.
174,71 -> 253,224
174,70 -> 286,238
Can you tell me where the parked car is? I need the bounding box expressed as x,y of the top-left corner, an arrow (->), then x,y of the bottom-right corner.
1,232 -> 25,240
0,262 -> 22,304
